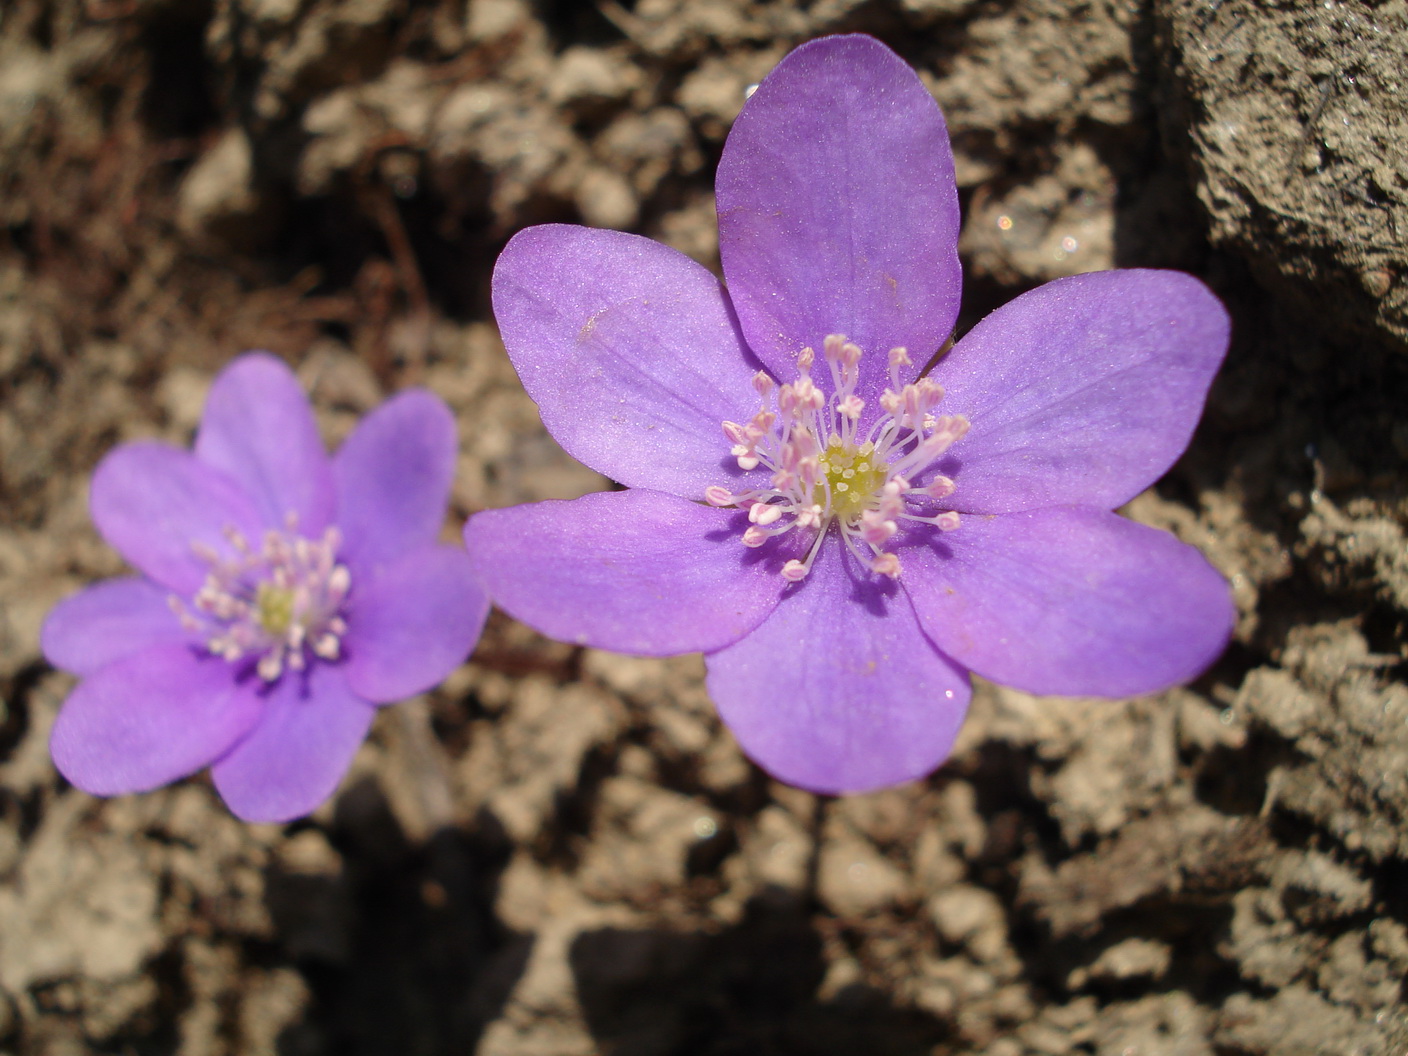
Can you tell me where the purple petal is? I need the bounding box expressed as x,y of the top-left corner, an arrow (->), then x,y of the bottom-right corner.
50,643 -> 261,796
42,577 -> 188,676
932,270 -> 1231,513
211,664 -> 375,823
464,489 -> 789,656
716,34 -> 961,401
195,353 -> 334,533
341,545 -> 489,703
492,225 -> 764,498
91,442 -> 266,595
902,506 -> 1234,697
706,539 -> 972,794
333,389 -> 457,577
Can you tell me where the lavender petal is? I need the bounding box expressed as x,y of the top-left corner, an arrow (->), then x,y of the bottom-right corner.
342,544 -> 489,703
933,270 -> 1231,513
333,389 -> 458,578
90,442 -> 266,595
492,225 -> 766,499
211,663 -> 375,824
195,353 -> 335,532
717,34 -> 961,403
49,643 -> 262,796
707,540 -> 972,794
42,577 -> 186,676
902,506 -> 1235,697
464,489 -> 790,656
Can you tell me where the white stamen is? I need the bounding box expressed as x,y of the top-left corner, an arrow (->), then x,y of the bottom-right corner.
871,552 -> 902,578
924,475 -> 955,499
749,503 -> 783,526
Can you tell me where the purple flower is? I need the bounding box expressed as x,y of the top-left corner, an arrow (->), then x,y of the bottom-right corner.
43,353 -> 488,822
465,35 -> 1234,794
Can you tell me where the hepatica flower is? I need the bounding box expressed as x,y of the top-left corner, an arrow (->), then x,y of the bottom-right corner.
43,354 -> 488,822
466,35 -> 1235,793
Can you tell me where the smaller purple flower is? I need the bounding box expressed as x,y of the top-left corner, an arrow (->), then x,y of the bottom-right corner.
465,35 -> 1236,795
42,353 -> 488,823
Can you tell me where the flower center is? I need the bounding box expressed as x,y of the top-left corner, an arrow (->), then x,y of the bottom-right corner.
818,436 -> 886,519
171,517 -> 352,682
706,335 -> 969,582
254,582 -> 297,637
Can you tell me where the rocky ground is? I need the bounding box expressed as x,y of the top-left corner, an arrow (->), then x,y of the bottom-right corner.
0,0 -> 1406,1053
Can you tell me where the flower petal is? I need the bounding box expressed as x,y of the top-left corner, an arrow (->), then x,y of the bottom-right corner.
902,507 -> 1234,697
42,577 -> 187,676
706,540 -> 972,794
464,489 -> 790,656
492,224 -> 765,498
716,34 -> 961,400
194,353 -> 335,532
932,270 -> 1231,513
49,643 -> 261,796
333,389 -> 457,578
342,544 -> 489,703
91,442 -> 266,595
211,663 -> 375,823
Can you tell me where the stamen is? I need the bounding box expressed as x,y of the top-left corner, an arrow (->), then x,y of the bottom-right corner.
781,560 -> 809,583
924,475 -> 955,500
741,526 -> 771,547
871,552 -> 902,578
258,650 -> 284,682
749,503 -> 783,526
860,508 -> 898,546
705,486 -> 735,507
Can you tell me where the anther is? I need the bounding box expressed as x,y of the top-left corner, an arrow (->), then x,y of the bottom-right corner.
705,486 -> 735,507
781,560 -> 809,582
748,503 -> 783,525
924,476 -> 955,499
871,553 -> 902,578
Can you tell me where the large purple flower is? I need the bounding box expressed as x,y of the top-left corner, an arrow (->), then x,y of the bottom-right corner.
43,353 -> 488,822
465,35 -> 1234,794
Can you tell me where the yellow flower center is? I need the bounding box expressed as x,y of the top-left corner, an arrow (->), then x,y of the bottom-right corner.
817,436 -> 886,519
255,582 -> 295,636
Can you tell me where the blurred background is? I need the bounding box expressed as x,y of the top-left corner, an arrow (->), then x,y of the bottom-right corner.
0,0 -> 1405,1053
